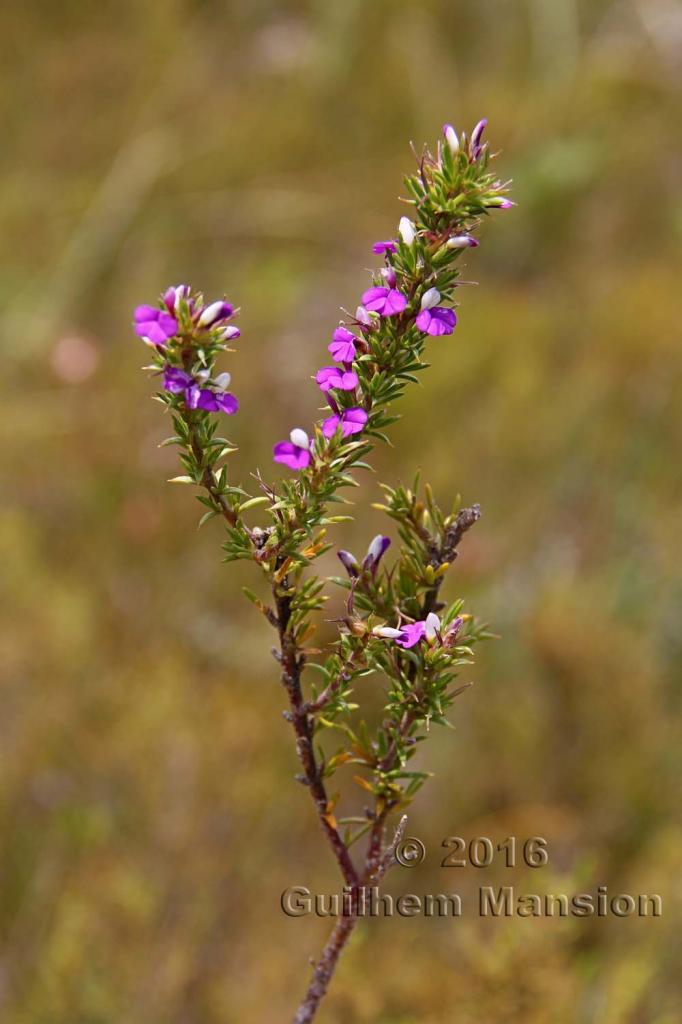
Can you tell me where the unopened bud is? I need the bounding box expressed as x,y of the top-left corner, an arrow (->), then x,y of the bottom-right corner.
337,550 -> 360,578
447,235 -> 479,249
398,217 -> 416,246
443,123 -> 459,154
372,626 -> 403,639
198,300 -> 234,328
218,325 -> 241,341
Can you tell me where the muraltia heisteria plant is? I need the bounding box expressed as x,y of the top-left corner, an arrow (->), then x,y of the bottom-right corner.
133,118 -> 511,1024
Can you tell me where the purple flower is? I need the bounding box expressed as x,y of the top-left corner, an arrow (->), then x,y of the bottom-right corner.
328,327 -> 357,362
321,407 -> 368,439
372,240 -> 398,255
396,612 -> 440,648
197,300 -> 234,328
163,366 -> 238,414
415,306 -> 457,336
361,286 -> 407,317
194,390 -> 239,414
163,366 -> 193,393
395,621 -> 427,649
470,118 -> 488,160
134,305 -> 178,347
316,366 -> 358,393
362,534 -> 391,573
273,428 -> 311,471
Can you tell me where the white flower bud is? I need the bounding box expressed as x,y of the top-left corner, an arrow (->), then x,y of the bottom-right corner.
198,301 -> 226,327
420,287 -> 440,310
366,535 -> 385,563
213,372 -> 231,391
424,612 -> 441,641
398,217 -> 416,246
446,235 -> 477,249
289,428 -> 310,450
218,325 -> 241,341
372,626 -> 403,639
443,123 -> 459,154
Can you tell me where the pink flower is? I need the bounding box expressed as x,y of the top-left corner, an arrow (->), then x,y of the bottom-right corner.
316,367 -> 358,393
321,407 -> 368,439
328,327 -> 357,362
134,305 -> 178,347
361,286 -> 407,317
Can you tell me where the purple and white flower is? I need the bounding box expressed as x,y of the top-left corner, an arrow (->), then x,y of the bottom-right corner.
316,366 -> 358,393
337,549 -> 360,578
415,304 -> 457,336
321,407 -> 368,439
273,428 -> 312,470
447,235 -> 479,249
338,533 -> 391,579
163,285 -> 190,314
361,286 -> 407,317
363,534 -> 391,573
469,118 -> 488,160
163,366 -> 238,414
328,327 -> 358,362
217,325 -> 241,342
374,612 -> 463,649
134,305 -> 178,347
197,300 -> 234,329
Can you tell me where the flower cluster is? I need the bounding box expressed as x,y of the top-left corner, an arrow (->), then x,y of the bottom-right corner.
133,286 -> 240,416
272,117 -> 511,474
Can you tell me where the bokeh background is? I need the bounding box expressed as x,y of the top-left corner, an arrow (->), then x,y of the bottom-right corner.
2,1 -> 681,1021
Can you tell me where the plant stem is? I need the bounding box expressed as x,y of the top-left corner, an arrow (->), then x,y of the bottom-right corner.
292,913 -> 357,1024
274,581 -> 359,889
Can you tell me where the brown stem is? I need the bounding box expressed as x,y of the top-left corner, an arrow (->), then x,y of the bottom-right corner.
292,913 -> 357,1024
274,584 -> 359,888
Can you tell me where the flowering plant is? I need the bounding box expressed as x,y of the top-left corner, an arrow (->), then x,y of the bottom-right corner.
133,119 -> 511,1023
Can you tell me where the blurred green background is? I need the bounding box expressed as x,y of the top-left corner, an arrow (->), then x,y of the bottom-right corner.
1,1 -> 681,1021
